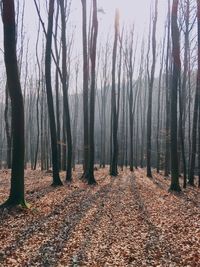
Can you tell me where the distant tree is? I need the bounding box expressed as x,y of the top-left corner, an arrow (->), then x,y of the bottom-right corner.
146,0 -> 158,178
156,33 -> 165,173
169,0 -> 181,192
72,63 -> 79,170
1,0 -> 26,207
127,27 -> 135,172
33,17 -> 41,171
99,40 -> 110,168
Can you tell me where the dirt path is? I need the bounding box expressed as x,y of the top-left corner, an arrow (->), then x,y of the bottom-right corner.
0,168 -> 200,266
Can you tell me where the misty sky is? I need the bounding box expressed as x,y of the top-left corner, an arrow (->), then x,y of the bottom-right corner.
0,0 -> 169,93
0,0 -> 169,58
21,0 -> 168,56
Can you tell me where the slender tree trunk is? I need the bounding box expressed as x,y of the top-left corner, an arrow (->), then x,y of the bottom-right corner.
110,9 -> 119,176
188,0 -> 200,186
45,0 -> 62,186
72,64 -> 79,170
33,19 -> 41,171
179,0 -> 190,187
54,2 -> 61,170
87,0 -> 98,184
165,0 -> 171,177
146,0 -> 158,178
59,0 -> 73,181
40,75 -> 45,171
156,34 -> 165,173
169,0 -> 181,192
81,0 -> 89,177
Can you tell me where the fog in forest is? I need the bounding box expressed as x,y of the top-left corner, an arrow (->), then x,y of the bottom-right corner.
0,1 -> 200,265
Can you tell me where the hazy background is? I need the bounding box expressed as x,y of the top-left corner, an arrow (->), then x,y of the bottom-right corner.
0,0 -> 169,93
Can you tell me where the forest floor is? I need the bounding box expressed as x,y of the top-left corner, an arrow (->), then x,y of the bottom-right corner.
0,167 -> 200,267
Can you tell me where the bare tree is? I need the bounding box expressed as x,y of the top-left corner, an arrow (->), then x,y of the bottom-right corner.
164,0 -> 171,177
1,0 -> 26,207
81,0 -> 89,177
188,0 -> 200,186
59,0 -> 73,181
87,0 -> 98,184
146,0 -> 158,178
156,35 -> 165,173
169,0 -> 181,192
45,0 -> 62,186
110,9 -> 120,176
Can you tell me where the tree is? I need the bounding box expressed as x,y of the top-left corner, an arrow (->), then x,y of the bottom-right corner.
87,0 -> 98,184
198,99 -> 200,187
146,0 -> 158,178
127,27 -> 135,172
33,16 -> 41,171
59,0 -> 73,181
1,0 -> 26,207
45,0 -> 62,186
99,40 -> 110,168
54,1 -> 61,170
169,0 -> 181,192
164,0 -> 171,177
188,0 -> 200,186
179,0 -> 194,188
72,63 -> 79,170
110,9 -> 120,176
156,33 -> 165,173
198,101 -> 200,187
81,0 -> 89,177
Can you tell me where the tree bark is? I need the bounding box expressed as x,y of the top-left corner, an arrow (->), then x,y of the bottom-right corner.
169,0 -> 181,192
146,0 -> 158,178
59,0 -> 73,181
1,0 -> 26,207
45,0 -> 62,186
110,9 -> 119,176
81,0 -> 89,177
87,0 -> 98,184
4,83 -> 12,169
188,0 -> 200,186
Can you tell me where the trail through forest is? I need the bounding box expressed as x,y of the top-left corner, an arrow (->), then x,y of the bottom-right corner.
0,168 -> 200,267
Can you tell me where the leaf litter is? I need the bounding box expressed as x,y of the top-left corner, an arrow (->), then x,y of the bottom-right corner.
0,167 -> 199,266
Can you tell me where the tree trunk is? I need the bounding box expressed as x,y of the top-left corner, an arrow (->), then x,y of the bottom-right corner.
1,0 -> 26,207
110,9 -> 119,176
45,0 -> 62,186
81,0 -> 89,177
33,19 -> 41,171
87,0 -> 98,184
59,0 -> 73,181
146,0 -> 158,178
169,0 -> 181,192
165,0 -> 171,177
4,83 -> 12,169
188,0 -> 200,186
